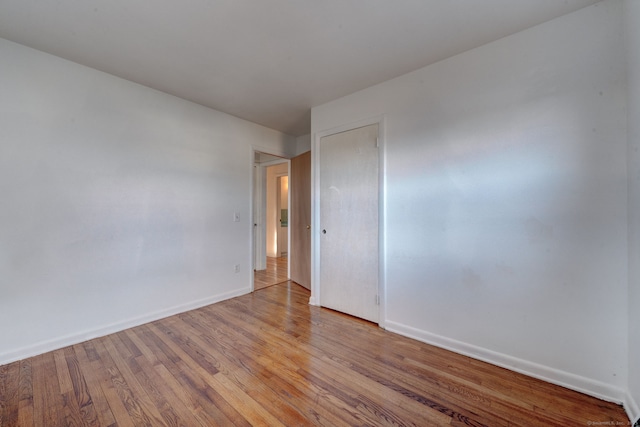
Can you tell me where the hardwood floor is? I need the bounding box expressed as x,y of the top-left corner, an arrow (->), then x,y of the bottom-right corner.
254,256 -> 288,290
0,282 -> 629,426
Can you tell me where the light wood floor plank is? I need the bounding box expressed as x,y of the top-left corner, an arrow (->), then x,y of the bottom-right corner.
254,256 -> 288,290
71,343 -> 116,427
171,313 -> 311,426
133,325 -> 237,426
219,289 -> 480,426
0,361 -> 20,427
17,360 -> 34,427
107,334 -> 183,427
52,350 -> 73,396
87,340 -> 137,427
141,323 -> 247,426
31,353 -> 64,427
0,281 -> 630,426
180,312 -> 336,425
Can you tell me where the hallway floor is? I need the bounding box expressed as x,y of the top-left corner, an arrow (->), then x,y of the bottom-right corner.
254,256 -> 288,290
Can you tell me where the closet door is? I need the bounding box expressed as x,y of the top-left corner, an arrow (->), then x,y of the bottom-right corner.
319,124 -> 379,323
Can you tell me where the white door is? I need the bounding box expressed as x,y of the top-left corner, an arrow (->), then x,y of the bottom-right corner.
319,124 -> 379,323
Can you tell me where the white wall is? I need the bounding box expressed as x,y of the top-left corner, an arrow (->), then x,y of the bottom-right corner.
625,0 -> 640,422
313,0 -> 628,403
265,162 -> 288,257
0,38 -> 295,364
295,134 -> 311,155
278,176 -> 289,256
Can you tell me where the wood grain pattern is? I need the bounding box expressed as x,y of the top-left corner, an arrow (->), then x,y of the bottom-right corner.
0,282 -> 629,426
290,150 -> 312,290
254,256 -> 288,290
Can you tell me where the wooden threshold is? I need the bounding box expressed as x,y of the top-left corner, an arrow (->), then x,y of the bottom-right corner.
0,282 -> 629,426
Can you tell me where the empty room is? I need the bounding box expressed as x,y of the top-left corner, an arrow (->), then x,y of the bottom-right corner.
1,0 -> 639,425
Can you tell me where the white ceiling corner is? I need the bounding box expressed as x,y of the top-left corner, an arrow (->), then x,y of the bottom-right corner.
0,0 -> 600,136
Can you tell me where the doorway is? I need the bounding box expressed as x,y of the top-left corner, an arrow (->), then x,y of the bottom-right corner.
253,151 -> 290,290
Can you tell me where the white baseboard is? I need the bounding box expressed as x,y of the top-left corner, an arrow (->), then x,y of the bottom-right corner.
385,320 -> 627,406
0,287 -> 251,366
625,390 -> 640,425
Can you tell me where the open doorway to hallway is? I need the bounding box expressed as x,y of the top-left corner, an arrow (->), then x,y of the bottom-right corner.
253,151 -> 290,290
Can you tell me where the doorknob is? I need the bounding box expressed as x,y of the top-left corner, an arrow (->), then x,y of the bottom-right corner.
322,229 -> 327,234
306,225 -> 310,230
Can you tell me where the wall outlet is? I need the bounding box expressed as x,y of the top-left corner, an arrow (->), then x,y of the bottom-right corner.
234,264 -> 240,273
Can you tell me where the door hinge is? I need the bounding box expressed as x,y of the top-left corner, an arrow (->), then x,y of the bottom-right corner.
376,137 -> 379,148
375,295 -> 380,305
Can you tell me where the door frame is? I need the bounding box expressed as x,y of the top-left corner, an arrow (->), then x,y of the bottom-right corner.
311,116 -> 386,328
250,146 -> 290,292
